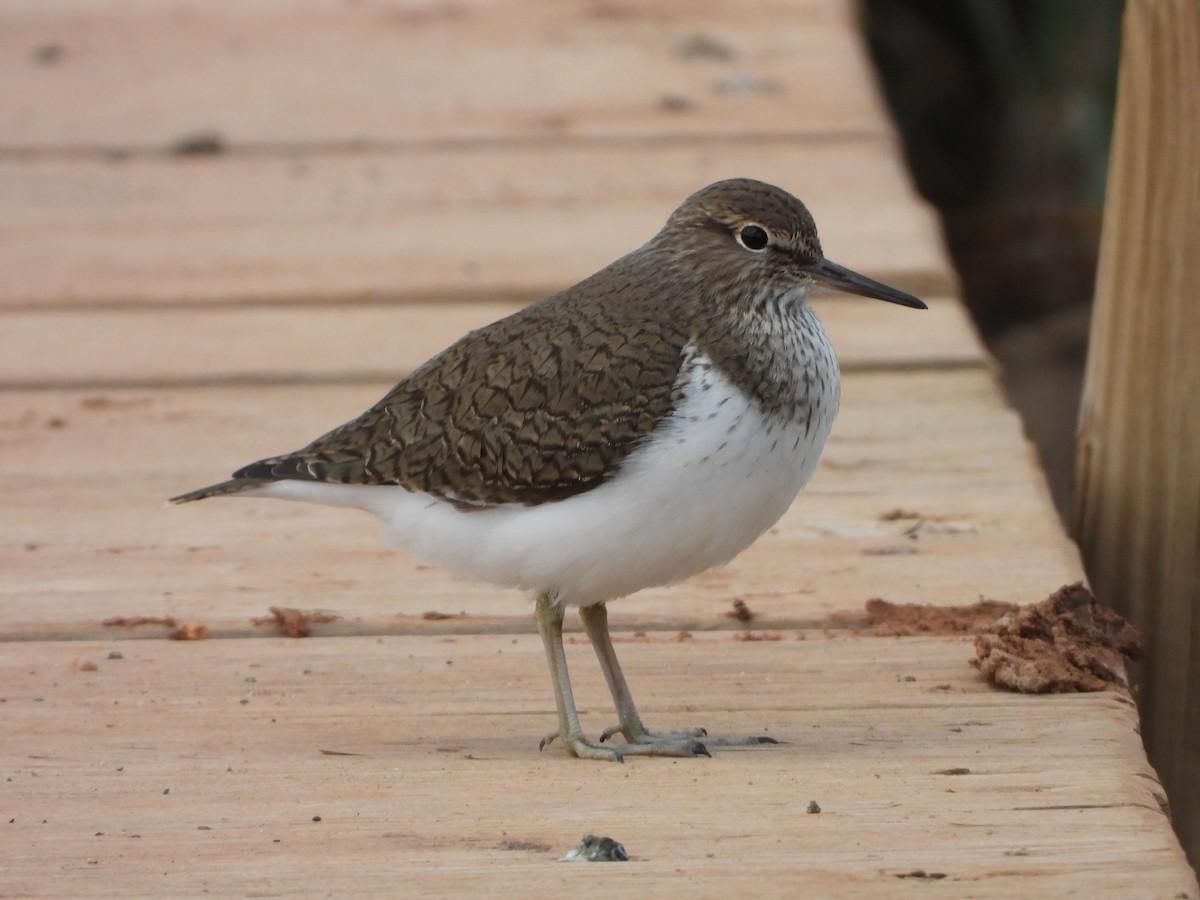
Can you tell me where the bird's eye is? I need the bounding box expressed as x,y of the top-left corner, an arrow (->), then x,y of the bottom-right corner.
736,224 -> 770,251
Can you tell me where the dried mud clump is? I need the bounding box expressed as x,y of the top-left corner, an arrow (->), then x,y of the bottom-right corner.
252,606 -> 340,638
972,583 -> 1144,693
169,621 -> 210,641
725,598 -> 755,622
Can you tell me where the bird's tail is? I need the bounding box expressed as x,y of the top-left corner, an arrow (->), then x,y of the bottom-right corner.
169,478 -> 271,504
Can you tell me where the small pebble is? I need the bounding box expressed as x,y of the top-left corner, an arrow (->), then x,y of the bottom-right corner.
559,834 -> 628,862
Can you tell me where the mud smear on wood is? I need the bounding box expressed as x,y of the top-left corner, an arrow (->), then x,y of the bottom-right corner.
857,598 -> 1019,636
98,614 -> 207,640
972,583 -> 1144,693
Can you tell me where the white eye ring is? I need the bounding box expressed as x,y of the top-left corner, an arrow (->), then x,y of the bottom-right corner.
736,224 -> 770,252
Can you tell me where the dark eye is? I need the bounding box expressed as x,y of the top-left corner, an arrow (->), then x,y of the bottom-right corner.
737,224 -> 770,251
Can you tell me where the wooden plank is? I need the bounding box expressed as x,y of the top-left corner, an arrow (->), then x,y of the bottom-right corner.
1,370 -> 1081,633
1,296 -> 980,389
2,634 -> 1193,896
1074,0 -> 1200,867
1,0 -> 887,151
0,142 -> 950,309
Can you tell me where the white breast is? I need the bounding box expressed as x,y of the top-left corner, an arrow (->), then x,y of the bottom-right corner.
249,345 -> 839,606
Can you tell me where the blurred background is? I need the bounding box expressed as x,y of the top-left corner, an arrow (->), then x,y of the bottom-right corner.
861,0 -> 1123,521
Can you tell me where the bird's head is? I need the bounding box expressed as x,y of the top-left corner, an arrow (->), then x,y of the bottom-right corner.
659,178 -> 927,311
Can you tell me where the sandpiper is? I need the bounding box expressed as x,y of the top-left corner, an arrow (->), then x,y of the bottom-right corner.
173,178 -> 926,761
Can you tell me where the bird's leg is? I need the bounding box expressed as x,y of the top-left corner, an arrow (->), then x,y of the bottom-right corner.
578,602 -> 710,756
534,591 -> 624,762
580,601 -> 782,753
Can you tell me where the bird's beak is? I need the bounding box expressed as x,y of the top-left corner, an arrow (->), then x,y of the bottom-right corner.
805,258 -> 927,309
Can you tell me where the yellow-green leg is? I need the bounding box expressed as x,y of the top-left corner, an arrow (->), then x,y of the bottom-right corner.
535,592 -> 625,762
536,595 -> 776,760
579,601 -> 710,756
581,601 -> 782,754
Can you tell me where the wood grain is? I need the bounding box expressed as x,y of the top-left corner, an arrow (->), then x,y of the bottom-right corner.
0,142 -> 949,309
1074,0 -> 1200,867
1,0 -> 888,150
2,634 -> 1193,897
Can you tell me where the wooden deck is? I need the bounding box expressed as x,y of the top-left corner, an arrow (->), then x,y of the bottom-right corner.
3,1 -> 1196,895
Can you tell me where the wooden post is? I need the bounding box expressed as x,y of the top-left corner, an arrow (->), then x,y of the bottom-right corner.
1074,0 -> 1200,868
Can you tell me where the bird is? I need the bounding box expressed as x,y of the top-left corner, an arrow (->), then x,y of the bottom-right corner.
172,178 -> 926,761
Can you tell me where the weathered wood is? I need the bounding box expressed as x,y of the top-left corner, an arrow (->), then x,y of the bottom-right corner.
1,0 -> 888,150
2,370 -> 1080,633
0,143 -> 950,309
1074,0 -> 1200,867
2,634 -> 1193,897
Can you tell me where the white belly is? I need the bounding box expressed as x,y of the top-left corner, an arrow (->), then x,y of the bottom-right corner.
249,350 -> 838,606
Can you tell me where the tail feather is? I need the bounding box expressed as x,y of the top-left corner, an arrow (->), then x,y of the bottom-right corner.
169,478 -> 272,504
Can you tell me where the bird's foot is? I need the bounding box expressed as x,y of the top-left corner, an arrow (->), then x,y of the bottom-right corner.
600,722 -> 781,754
599,722 -> 706,743
540,727 -> 714,761
597,722 -> 710,757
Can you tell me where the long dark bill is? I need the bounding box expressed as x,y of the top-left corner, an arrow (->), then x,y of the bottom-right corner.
805,258 -> 928,309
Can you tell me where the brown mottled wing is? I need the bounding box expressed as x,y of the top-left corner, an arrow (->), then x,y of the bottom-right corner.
231,283 -> 690,508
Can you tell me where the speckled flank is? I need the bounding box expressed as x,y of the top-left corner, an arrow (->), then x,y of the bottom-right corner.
248,342 -> 836,606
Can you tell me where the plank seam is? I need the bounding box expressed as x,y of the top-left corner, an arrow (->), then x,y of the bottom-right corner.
0,129 -> 891,162
0,358 -> 992,394
0,615 -> 900,644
